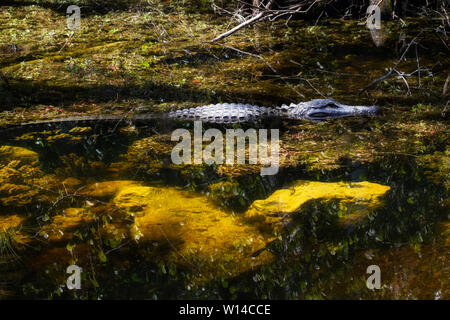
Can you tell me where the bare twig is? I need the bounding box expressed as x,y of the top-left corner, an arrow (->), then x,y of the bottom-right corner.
394,69 -> 411,95
359,32 -> 422,95
415,44 -> 421,87
210,0 -> 321,42
210,11 -> 266,43
443,73 -> 450,95
210,0 -> 275,43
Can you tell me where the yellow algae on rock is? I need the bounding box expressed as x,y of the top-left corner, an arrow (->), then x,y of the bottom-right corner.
45,133 -> 75,142
62,177 -> 83,189
0,215 -> 28,244
113,185 -> 155,211
108,180 -> 390,282
112,185 -> 271,281
0,146 -> 58,206
245,180 -> 390,228
0,145 -> 38,165
41,208 -> 95,242
0,215 -> 26,231
68,127 -> 92,134
81,180 -> 141,198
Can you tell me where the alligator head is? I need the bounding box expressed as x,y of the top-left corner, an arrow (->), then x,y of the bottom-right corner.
281,98 -> 380,121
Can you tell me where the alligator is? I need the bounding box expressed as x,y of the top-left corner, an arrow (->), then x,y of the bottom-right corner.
5,99 -> 379,131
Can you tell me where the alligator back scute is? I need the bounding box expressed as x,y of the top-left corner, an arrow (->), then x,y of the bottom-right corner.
169,103 -> 274,123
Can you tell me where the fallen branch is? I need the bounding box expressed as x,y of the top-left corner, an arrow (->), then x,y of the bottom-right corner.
210,0 -> 275,43
210,11 -> 266,43
209,0 -> 323,43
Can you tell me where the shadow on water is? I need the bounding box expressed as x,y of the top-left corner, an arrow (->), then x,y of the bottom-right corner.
0,79 -> 288,111
1,0 -> 150,16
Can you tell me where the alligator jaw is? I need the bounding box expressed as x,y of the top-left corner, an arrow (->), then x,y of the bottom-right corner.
285,99 -> 380,121
307,105 -> 380,121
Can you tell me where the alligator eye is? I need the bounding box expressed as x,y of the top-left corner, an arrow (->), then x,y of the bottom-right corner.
309,112 -> 329,118
313,102 -> 339,109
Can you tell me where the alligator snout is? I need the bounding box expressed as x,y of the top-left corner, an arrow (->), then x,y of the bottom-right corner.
356,104 -> 380,115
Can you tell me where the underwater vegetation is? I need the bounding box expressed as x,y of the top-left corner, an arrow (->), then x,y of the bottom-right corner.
0,132 -> 447,299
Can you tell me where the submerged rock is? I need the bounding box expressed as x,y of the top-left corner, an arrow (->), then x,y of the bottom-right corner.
80,180 -> 141,198
347,223 -> 450,299
245,180 -> 391,228
109,179 -> 390,282
61,177 -> 83,190
112,184 -> 271,282
40,208 -> 95,242
15,176 -> 391,286
0,145 -> 38,164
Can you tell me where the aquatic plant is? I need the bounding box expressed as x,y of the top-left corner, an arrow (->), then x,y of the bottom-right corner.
0,227 -> 20,263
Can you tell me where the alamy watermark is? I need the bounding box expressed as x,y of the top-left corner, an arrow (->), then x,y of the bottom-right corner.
171,121 -> 279,176
366,5 -> 381,30
66,264 -> 82,290
67,5 -> 81,30
366,265 -> 381,290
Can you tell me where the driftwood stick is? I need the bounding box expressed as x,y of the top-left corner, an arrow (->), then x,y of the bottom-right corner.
210,11 -> 266,42
209,0 -> 323,42
210,0 -> 274,43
